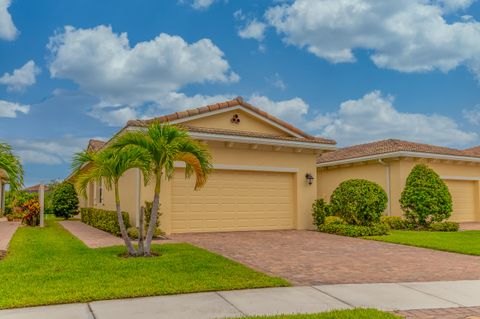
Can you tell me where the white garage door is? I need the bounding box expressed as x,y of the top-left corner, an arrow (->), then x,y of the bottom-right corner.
171,169 -> 295,233
445,180 -> 477,222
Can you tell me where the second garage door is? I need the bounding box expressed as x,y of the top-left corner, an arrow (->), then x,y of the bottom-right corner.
171,169 -> 295,233
445,180 -> 477,222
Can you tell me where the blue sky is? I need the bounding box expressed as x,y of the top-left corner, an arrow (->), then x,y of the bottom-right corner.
1,0 -> 480,186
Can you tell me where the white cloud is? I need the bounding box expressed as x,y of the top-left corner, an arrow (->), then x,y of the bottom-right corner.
0,0 -> 18,41
191,0 -> 216,10
0,60 -> 41,91
10,136 -> 103,165
463,104 -> 480,124
265,0 -> 480,78
238,19 -> 267,41
438,0 -> 476,12
88,106 -> 138,127
266,73 -> 287,90
247,94 -> 309,124
179,0 -> 218,10
47,25 -> 239,108
314,91 -> 477,146
0,100 -> 29,117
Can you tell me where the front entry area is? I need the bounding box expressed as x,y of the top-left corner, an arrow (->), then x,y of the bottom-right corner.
170,169 -> 295,233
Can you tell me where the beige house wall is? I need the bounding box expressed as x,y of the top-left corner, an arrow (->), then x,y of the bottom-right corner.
88,141 -> 318,234
317,158 -> 480,222
185,109 -> 290,137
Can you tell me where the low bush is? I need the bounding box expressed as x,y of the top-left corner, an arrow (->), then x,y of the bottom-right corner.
330,179 -> 388,226
380,216 -> 409,230
323,216 -> 346,225
81,208 -> 131,236
400,164 -> 452,227
312,198 -> 333,227
429,221 -> 459,232
52,182 -> 79,219
21,198 -> 40,226
144,201 -> 161,231
127,227 -> 165,239
319,221 -> 389,237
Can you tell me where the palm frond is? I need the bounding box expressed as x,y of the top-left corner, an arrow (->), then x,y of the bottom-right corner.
0,142 -> 24,191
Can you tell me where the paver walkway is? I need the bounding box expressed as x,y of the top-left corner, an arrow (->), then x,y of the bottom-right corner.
460,222 -> 480,231
172,230 -> 480,285
1,280 -> 480,319
0,221 -> 20,251
60,220 -> 124,248
59,220 -> 175,248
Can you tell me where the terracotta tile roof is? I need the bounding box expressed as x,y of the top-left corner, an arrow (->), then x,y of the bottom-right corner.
23,184 -> 49,192
87,139 -> 106,152
317,139 -> 480,164
126,97 -> 334,143
464,146 -> 480,155
184,125 -> 336,145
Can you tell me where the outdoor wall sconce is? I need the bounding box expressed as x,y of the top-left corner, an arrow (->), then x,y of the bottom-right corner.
305,173 -> 314,185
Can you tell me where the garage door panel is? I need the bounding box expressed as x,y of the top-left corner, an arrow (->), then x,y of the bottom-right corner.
171,169 -> 295,233
445,180 -> 477,222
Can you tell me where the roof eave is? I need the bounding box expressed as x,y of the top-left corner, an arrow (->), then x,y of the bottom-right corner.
317,151 -> 480,167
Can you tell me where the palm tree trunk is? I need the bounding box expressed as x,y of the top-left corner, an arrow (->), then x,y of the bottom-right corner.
144,171 -> 162,255
115,182 -> 136,256
138,206 -> 145,255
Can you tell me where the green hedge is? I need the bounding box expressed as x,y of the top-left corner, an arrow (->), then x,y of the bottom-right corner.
380,216 -> 409,230
319,219 -> 389,237
80,208 -> 131,236
429,221 -> 459,232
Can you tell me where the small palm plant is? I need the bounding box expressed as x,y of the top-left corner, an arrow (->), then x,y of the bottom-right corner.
0,142 -> 24,192
72,146 -> 151,256
112,123 -> 212,256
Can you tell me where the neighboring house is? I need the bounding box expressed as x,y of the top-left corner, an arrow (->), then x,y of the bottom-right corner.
23,184 -> 49,194
317,139 -> 480,222
73,97 -> 337,234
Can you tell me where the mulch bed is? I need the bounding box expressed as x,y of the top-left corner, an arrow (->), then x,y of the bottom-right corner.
0,250 -> 6,260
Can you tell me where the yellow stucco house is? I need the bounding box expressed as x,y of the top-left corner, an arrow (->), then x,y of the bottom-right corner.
76,97 -> 337,234
75,99 -> 480,234
318,139 -> 480,223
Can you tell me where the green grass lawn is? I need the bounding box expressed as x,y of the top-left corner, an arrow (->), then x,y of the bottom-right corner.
233,309 -> 400,319
367,230 -> 480,255
0,220 -> 288,309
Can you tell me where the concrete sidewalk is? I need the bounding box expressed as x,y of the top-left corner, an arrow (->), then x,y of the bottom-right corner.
1,280 -> 480,319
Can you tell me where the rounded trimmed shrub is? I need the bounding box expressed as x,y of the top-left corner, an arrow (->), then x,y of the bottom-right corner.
400,164 -> 452,227
52,182 -> 79,219
330,179 -> 388,226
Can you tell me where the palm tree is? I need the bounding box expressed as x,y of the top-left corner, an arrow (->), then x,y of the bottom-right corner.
112,123 -> 212,255
0,142 -> 24,192
72,146 -> 151,256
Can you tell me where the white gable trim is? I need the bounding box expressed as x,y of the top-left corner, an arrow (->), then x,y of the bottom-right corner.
170,105 -> 304,138
189,131 -> 336,150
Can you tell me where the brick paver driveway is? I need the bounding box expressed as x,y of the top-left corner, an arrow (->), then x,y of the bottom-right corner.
172,230 -> 480,285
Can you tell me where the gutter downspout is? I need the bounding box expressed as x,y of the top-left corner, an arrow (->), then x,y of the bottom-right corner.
378,159 -> 392,216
